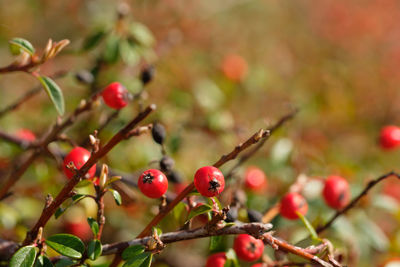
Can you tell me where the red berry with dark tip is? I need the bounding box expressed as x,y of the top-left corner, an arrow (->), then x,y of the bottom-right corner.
16,129 -> 36,142
323,175 -> 350,210
63,147 -> 96,179
244,166 -> 267,191
379,125 -> 400,150
206,252 -> 226,267
102,82 -> 129,109
194,166 -> 225,197
280,192 -> 308,220
233,234 -> 264,262
138,169 -> 168,198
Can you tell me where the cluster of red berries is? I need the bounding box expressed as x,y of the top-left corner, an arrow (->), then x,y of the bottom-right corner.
279,175 -> 350,220
206,234 -> 264,266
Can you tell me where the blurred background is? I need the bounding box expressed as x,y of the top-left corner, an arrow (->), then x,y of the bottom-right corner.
0,0 -> 400,266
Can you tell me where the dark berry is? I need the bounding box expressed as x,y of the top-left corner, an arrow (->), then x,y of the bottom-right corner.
167,170 -> 183,184
102,82 -> 129,109
323,175 -> 350,210
379,125 -> 400,150
151,122 -> 166,145
75,70 -> 94,84
138,169 -> 168,198
159,156 -> 175,172
63,147 -> 96,179
194,166 -> 225,197
280,192 -> 308,220
140,65 -> 155,85
206,252 -> 226,267
233,234 -> 264,262
247,209 -> 263,223
225,206 -> 238,222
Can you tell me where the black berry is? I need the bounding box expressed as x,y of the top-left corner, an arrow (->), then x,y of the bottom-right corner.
247,209 -> 263,223
160,156 -> 175,172
167,170 -> 183,184
225,206 -> 238,222
140,65 -> 155,85
75,70 -> 94,84
152,122 -> 166,145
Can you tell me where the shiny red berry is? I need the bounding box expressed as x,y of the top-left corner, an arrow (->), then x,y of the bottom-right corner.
379,125 -> 400,150
323,175 -> 350,210
102,82 -> 129,109
16,129 -> 36,142
233,234 -> 264,262
194,166 -> 225,197
244,166 -> 267,191
64,219 -> 92,241
138,169 -> 168,198
63,147 -> 96,179
280,192 -> 308,220
206,252 -> 226,267
251,264 -> 265,267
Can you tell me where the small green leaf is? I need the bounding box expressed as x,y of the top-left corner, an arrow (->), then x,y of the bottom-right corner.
87,218 -> 99,237
108,189 -> 122,205
71,194 -> 86,203
45,234 -> 85,259
187,204 -> 212,221
53,258 -> 75,267
123,252 -> 151,267
129,23 -> 155,47
208,197 -> 222,210
105,176 -> 121,186
122,245 -> 145,260
9,38 -> 35,55
35,255 -> 53,267
119,40 -> 140,66
139,254 -> 152,267
82,30 -> 106,51
54,207 -> 66,219
37,76 -> 65,115
172,202 -> 187,226
10,245 -> 37,267
209,236 -> 223,251
103,35 -> 120,63
296,212 -> 319,241
87,240 -> 102,261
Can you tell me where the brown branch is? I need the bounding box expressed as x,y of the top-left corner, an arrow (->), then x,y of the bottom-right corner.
22,104 -> 156,245
0,71 -> 68,118
136,128 -> 271,239
0,93 -> 102,200
316,171 -> 400,234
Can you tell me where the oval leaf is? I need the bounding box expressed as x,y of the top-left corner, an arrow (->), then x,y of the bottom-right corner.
87,240 -> 102,261
103,35 -> 120,64
108,189 -> 122,205
82,30 -> 106,51
35,255 -> 53,267
10,245 -> 37,267
123,252 -> 151,267
122,245 -> 145,260
9,38 -> 35,55
37,76 -> 65,115
187,204 -> 212,221
45,234 -> 84,259
87,217 -> 99,237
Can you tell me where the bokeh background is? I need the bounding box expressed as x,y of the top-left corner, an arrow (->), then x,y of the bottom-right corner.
0,0 -> 400,266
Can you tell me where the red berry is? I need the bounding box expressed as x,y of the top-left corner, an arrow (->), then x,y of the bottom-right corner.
233,234 -> 264,262
221,54 -> 248,82
379,125 -> 400,149
64,220 -> 92,241
206,252 -> 226,267
194,166 -> 225,197
16,129 -> 36,142
251,264 -> 265,267
280,192 -> 308,220
323,175 -> 350,210
244,166 -> 267,191
102,82 -> 129,109
63,147 -> 96,179
138,169 -> 168,198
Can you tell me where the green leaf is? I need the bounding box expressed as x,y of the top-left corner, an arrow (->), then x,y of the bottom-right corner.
82,30 -> 106,51
187,204 -> 212,221
103,35 -> 120,64
129,23 -> 155,47
87,218 -> 99,237
35,255 -> 53,267
108,189 -> 122,205
45,234 -> 85,259
9,38 -> 35,55
53,258 -> 75,267
207,197 -> 222,210
54,207 -> 66,219
37,76 -> 65,115
122,245 -> 145,261
10,245 -> 37,267
139,254 -> 152,267
87,240 -> 102,261
224,249 -> 240,267
119,40 -> 140,66
296,212 -> 319,241
172,202 -> 187,226
209,236 -> 223,251
105,176 -> 121,187
123,252 -> 151,267
71,194 -> 86,203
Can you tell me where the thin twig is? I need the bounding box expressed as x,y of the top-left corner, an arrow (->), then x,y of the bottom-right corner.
316,171 -> 400,233
22,104 -> 156,245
